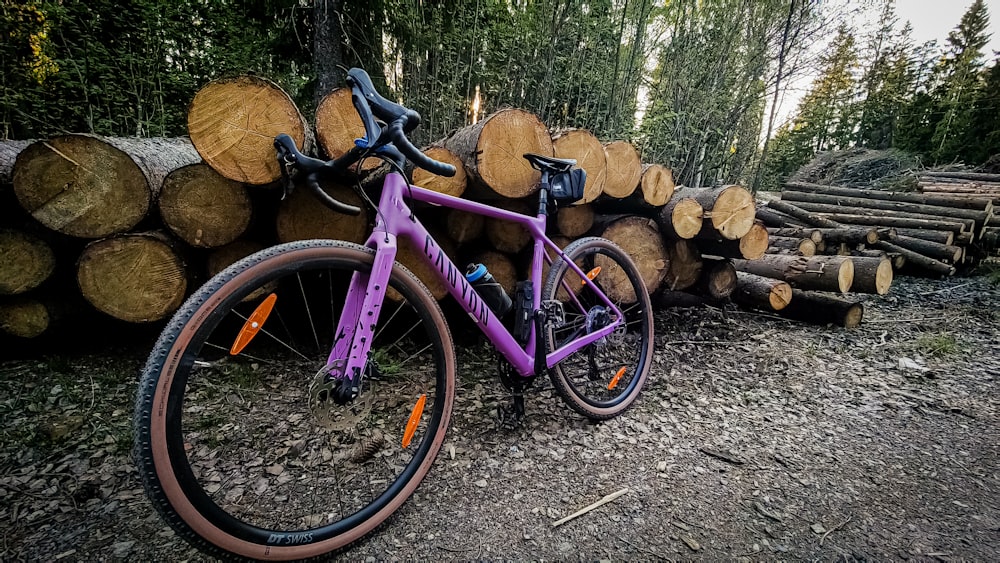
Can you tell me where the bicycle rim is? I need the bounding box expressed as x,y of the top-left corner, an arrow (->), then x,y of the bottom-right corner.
134,240 -> 455,560
543,237 -> 653,420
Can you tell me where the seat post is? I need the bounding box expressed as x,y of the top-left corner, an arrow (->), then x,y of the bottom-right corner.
537,171 -> 551,217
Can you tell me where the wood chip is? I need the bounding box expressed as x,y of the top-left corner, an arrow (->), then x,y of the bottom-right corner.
700,447 -> 745,465
681,536 -> 701,551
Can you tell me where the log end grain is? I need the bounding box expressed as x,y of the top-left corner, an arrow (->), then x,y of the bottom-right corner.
412,147 -> 468,197
555,204 -> 595,238
477,109 -> 552,198
0,298 -> 50,338
836,257 -> 855,294
664,239 -> 703,291
445,208 -> 485,245
602,141 -> 642,199
769,281 -> 793,311
0,229 -> 55,295
708,185 -> 755,240
552,129 -> 607,203
738,222 -> 769,260
159,163 -> 251,248
14,136 -> 150,237
599,216 -> 668,299
76,234 -> 187,323
188,76 -> 308,184
485,200 -> 532,253
670,198 -> 705,239
640,164 -> 675,207
276,181 -> 370,244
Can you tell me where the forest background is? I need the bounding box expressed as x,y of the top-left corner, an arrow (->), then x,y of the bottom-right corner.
2,0 -> 999,192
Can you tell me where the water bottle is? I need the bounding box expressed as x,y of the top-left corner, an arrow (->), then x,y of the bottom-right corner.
465,263 -> 513,317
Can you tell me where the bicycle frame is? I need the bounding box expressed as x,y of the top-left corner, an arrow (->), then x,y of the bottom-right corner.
329,171 -> 625,381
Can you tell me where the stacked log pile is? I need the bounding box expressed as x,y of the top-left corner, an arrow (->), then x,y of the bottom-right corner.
917,171 -> 1000,261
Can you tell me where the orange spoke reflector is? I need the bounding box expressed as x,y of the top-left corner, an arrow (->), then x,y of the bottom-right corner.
608,366 -> 627,390
229,293 -> 277,355
581,266 -> 602,286
401,393 -> 427,449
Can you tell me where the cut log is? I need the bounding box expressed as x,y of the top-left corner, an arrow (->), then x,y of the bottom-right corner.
206,239 -> 266,278
485,199 -> 533,253
694,256 -> 737,300
731,255 -> 854,293
1,139 -> 32,185
685,185 -> 755,239
849,256 -> 893,295
314,88 -> 380,173
809,214 -> 969,234
471,250 -> 518,297
0,229 -> 55,295
552,129 -> 607,203
662,239 -> 703,291
873,241 -> 956,276
443,108 -> 552,199
733,272 -> 792,311
388,230 -> 457,301
813,227 -> 880,245
656,193 -> 703,239
276,181 -> 370,244
785,181 -> 993,212
13,136 -> 200,238
767,227 -> 824,244
555,204 -> 595,238
885,232 -> 963,262
158,163 -> 251,248
776,290 -> 863,328
446,208 -> 485,245
0,297 -> 56,338
780,192 -> 990,224
76,232 -> 187,322
697,221 -> 768,260
922,171 -> 1000,183
755,205 -> 808,228
541,236 -> 583,302
766,199 -> 843,228
766,236 -> 816,256
601,141 -> 642,199
598,216 -> 668,298
412,147 -> 468,197
656,290 -> 713,308
188,76 -> 310,184
639,164 -> 675,207
788,201 -> 978,232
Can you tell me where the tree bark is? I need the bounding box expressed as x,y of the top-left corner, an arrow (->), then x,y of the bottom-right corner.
922,170 -> 1000,183
697,221 -> 768,260
886,232 -> 963,262
873,241 -> 955,276
662,239 -> 703,291
598,216 -> 668,298
755,205 -> 809,228
411,147 -> 468,197
1,139 -> 32,185
188,76 -> 311,184
776,290 -> 863,328
786,181 -> 993,212
767,226 -> 824,243
552,129 -> 607,203
655,192 -> 703,239
766,199 -> 843,228
694,256 -> 737,300
732,254 -> 854,293
685,185 -> 755,240
809,213 -> 969,234
780,191 -> 990,223
813,227 -> 881,245
443,109 -> 552,199
76,232 -> 187,323
313,0 -> 346,108
601,141 -> 642,199
14,136 -> 200,238
732,271 -> 792,311
766,236 -> 816,256
849,255 -> 893,295
158,163 -> 251,248
0,229 -> 55,295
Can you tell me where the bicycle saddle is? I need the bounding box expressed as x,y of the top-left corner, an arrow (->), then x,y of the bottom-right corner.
523,153 -> 576,173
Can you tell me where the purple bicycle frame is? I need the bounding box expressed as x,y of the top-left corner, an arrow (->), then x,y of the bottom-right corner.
329,171 -> 624,381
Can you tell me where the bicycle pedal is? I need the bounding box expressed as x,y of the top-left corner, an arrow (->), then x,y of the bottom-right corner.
541,300 -> 566,328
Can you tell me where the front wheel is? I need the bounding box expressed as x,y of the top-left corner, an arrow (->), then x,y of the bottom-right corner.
133,240 -> 455,560
543,237 -> 653,420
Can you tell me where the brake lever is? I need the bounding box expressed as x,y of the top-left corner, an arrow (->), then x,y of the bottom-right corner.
275,142 -> 298,201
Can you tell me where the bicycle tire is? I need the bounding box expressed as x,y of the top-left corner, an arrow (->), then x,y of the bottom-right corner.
134,240 -> 455,560
543,237 -> 653,420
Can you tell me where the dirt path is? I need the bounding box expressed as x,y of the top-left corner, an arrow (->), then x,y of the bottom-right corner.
1,275 -> 998,561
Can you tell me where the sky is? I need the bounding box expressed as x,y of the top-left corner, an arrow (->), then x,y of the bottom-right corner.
897,0 -> 1000,56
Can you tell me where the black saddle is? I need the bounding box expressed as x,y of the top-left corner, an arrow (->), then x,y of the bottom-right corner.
523,153 -> 576,173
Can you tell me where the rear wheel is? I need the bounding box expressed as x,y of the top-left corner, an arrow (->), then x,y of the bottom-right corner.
134,240 -> 455,560
543,237 -> 653,420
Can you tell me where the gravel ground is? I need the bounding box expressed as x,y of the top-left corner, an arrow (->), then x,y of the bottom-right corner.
1,274 -> 998,561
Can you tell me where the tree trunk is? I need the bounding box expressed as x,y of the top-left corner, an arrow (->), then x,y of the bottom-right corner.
780,192 -> 990,224
188,76 -> 311,184
442,109 -> 552,199
697,221 -> 768,260
849,255 -> 893,295
873,241 -> 955,276
694,256 -> 737,300
766,199 -> 843,228
685,185 -> 755,240
446,208 -> 485,245
76,232 -> 187,323
1,139 -> 32,185
471,250 -> 518,297
767,226 -> 824,243
786,181 -> 994,212
555,203 -> 595,237
766,236 -> 816,256
788,201 -> 979,232
552,129 -> 607,203
776,290 -> 863,328
662,239 -> 703,291
812,226 -> 880,245
412,147 -> 468,197
276,181 -> 370,244
638,164 -> 675,207
0,229 -> 55,295
598,216 -> 668,298
732,254 -> 854,293
13,135 -> 200,238
810,213 -> 970,234
655,192 -> 703,239
158,163 -> 251,248
313,0 -> 346,108
886,232 -> 963,262
601,141 -> 642,199
755,205 -> 808,228
732,272 -> 792,311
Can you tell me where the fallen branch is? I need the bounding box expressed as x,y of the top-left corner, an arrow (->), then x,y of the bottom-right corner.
551,487 -> 630,527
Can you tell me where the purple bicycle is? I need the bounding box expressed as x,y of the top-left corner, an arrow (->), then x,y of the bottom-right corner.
134,68 -> 653,560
